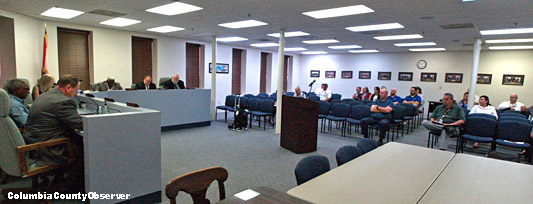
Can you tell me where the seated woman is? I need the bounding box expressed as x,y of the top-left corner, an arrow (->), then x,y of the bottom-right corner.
468,95 -> 498,148
32,74 -> 55,101
370,86 -> 380,101
362,87 -> 372,100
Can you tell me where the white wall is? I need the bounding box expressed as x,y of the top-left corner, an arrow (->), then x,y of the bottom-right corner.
299,50 -> 533,108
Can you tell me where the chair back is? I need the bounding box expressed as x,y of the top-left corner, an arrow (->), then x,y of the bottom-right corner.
131,84 -> 137,89
467,113 -> 497,121
350,105 -> 371,120
496,120 -> 532,143
362,100 -> 374,106
331,94 -> 342,101
285,92 -> 295,96
90,83 -> 99,91
308,92 -> 317,96
0,89 -> 26,177
238,97 -> 248,108
294,155 -> 330,185
318,101 -> 331,115
224,95 -> 236,107
335,146 -> 362,166
397,103 -> 417,116
159,77 -> 171,87
308,96 -> 320,101
342,99 -> 355,103
255,95 -> 267,100
259,99 -> 276,114
257,93 -> 269,98
330,103 -> 351,117
464,117 -> 497,138
392,105 -> 406,121
243,94 -> 255,98
500,112 -> 527,119
357,138 -> 378,154
499,116 -> 530,123
165,167 -> 229,204
267,96 -> 277,102
347,101 -> 364,107
330,99 -> 343,104
247,98 -> 261,111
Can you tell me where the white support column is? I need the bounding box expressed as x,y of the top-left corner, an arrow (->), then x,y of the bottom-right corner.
468,38 -> 482,109
211,36 -> 217,120
275,30 -> 285,134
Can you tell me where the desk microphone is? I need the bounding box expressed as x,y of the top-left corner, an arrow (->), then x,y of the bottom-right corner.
309,80 -> 316,87
85,93 -> 101,114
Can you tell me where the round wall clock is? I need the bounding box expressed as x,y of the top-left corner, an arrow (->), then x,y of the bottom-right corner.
417,60 -> 427,69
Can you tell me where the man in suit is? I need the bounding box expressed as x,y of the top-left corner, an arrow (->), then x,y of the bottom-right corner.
23,74 -> 84,192
135,75 -> 157,90
162,74 -> 185,89
96,76 -> 123,91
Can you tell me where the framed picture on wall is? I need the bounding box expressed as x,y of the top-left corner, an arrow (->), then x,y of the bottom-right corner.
359,71 -> 371,79
398,72 -> 413,81
421,72 -> 437,82
208,63 -> 229,74
477,74 -> 492,84
445,73 -> 463,83
341,71 -> 353,79
502,74 -> 524,86
378,72 -> 392,80
310,70 -> 320,78
325,71 -> 336,78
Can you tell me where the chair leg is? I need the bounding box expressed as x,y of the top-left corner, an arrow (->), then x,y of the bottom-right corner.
225,110 -> 228,122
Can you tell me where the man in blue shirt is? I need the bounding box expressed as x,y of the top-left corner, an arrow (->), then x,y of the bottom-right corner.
388,88 -> 403,104
403,87 -> 422,107
5,79 -> 30,128
361,89 -> 394,145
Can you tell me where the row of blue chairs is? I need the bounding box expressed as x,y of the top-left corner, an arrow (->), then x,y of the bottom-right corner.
294,138 -> 378,185
216,95 -> 276,130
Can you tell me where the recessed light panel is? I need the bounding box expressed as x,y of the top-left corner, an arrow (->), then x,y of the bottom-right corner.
100,18 -> 141,27
349,50 -> 379,53
302,5 -> 374,19
146,2 -> 203,16
285,47 -> 307,51
219,20 -> 268,29
250,43 -> 279,47
302,39 -> 339,44
488,46 -> 533,50
374,34 -> 423,41
267,31 -> 310,38
485,38 -> 533,43
302,51 -> 328,55
147,25 -> 185,33
216,37 -> 248,42
394,42 -> 437,47
328,45 -> 362,49
409,48 -> 446,52
346,23 -> 404,32
41,7 -> 84,19
480,28 -> 533,35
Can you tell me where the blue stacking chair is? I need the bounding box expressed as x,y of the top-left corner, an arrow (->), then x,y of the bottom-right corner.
347,101 -> 363,106
362,100 -> 374,106
285,92 -> 295,96
326,103 -> 351,136
494,120 -> 533,162
308,96 -> 320,101
467,113 -> 497,121
250,99 -> 275,130
397,103 -> 417,133
257,93 -> 269,98
331,94 -> 342,101
346,105 -> 370,135
330,99 -> 343,104
294,155 -> 330,185
391,105 -> 406,139
357,138 -> 378,154
499,116 -> 530,123
318,101 -> 331,133
458,116 -> 497,153
500,112 -> 527,119
342,99 -> 355,103
335,146 -> 362,166
243,94 -> 254,98
267,96 -> 277,102
246,98 -> 261,128
216,95 -> 235,122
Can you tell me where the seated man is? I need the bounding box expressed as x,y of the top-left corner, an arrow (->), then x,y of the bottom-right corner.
23,75 -> 84,192
315,83 -> 332,101
162,74 -> 186,89
5,79 -> 30,128
403,87 -> 421,108
498,93 -> 526,112
422,93 -> 465,151
294,86 -> 306,98
135,75 -> 157,90
352,86 -> 362,101
97,76 -> 123,91
388,88 -> 403,104
361,89 -> 394,146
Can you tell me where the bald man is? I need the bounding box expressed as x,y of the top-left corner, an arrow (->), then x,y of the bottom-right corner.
97,76 -> 123,91
361,89 -> 394,146
162,74 -> 185,89
498,93 -> 526,112
388,88 -> 403,104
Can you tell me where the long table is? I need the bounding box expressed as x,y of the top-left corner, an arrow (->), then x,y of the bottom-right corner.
287,142 -> 455,204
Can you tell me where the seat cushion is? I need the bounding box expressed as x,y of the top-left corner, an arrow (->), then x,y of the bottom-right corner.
318,114 -> 328,119
495,139 -> 531,149
461,134 -> 494,143
227,107 -> 235,112
216,106 -> 228,110
346,118 -> 361,124
326,116 -> 346,121
253,112 -> 272,116
394,119 -> 403,123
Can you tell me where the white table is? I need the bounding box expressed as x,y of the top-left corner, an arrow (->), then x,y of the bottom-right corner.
287,142 -> 455,204
418,153 -> 533,204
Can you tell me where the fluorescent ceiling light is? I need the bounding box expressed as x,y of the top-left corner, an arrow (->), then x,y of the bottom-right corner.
100,18 -> 141,27
485,38 -> 533,44
374,34 -> 423,41
302,51 -> 328,55
480,28 -> 533,35
250,43 -> 279,47
146,2 -> 202,16
302,39 -> 339,44
285,47 -> 307,51
349,50 -> 379,53
40,7 -> 84,19
346,23 -> 404,32
216,37 -> 248,42
328,45 -> 362,49
268,31 -> 310,38
218,20 -> 268,29
302,5 -> 374,19
409,48 -> 446,52
147,25 -> 184,33
488,46 -> 533,50
394,42 -> 437,47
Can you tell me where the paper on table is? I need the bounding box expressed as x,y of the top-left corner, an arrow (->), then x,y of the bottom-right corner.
234,189 -> 260,201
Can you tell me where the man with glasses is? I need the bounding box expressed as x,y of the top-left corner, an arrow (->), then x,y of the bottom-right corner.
4,79 -> 30,128
422,93 -> 465,150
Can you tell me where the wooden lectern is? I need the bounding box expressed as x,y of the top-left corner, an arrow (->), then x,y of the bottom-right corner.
280,95 -> 319,153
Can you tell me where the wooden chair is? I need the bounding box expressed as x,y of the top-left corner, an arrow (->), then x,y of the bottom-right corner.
165,167 -> 229,204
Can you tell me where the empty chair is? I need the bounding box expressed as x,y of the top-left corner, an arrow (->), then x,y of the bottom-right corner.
326,103 -> 351,136
357,138 -> 378,154
397,103 -> 417,133
216,95 -> 236,122
249,99 -> 275,130
458,116 -> 497,152
493,121 -> 532,162
90,83 -> 99,91
246,98 -> 261,128
342,98 -> 355,103
257,93 -> 269,98
294,155 -> 330,185
346,105 -> 371,135
331,94 -> 342,101
391,105 -> 406,138
237,96 -> 248,109
243,94 -> 255,98
165,167 -> 228,204
318,101 -> 331,133
159,77 -> 170,87
255,95 -> 267,99
309,95 -> 320,101
285,92 -> 295,96
335,146 -> 363,166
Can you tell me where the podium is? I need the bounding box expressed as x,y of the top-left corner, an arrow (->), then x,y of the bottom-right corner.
280,95 -> 319,153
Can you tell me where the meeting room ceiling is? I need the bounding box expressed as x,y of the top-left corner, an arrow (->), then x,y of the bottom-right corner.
1,0 -> 532,54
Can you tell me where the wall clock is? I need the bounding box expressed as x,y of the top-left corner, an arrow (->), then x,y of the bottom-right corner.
417,60 -> 427,69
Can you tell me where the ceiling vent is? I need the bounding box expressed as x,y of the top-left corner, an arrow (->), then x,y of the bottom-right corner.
420,16 -> 435,20
462,43 -> 474,46
88,9 -> 126,17
359,31 -> 385,35
439,23 -> 475,30
254,38 -> 271,42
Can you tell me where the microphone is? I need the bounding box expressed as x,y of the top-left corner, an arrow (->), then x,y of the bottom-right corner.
309,80 -> 316,87
85,93 -> 101,114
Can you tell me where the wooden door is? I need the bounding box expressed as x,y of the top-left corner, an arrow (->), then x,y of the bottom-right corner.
232,48 -> 243,94
260,52 -> 268,93
57,28 -> 90,90
132,36 -> 153,84
186,43 -> 201,88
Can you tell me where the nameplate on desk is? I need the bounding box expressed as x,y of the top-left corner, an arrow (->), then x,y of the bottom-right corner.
234,189 -> 260,201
